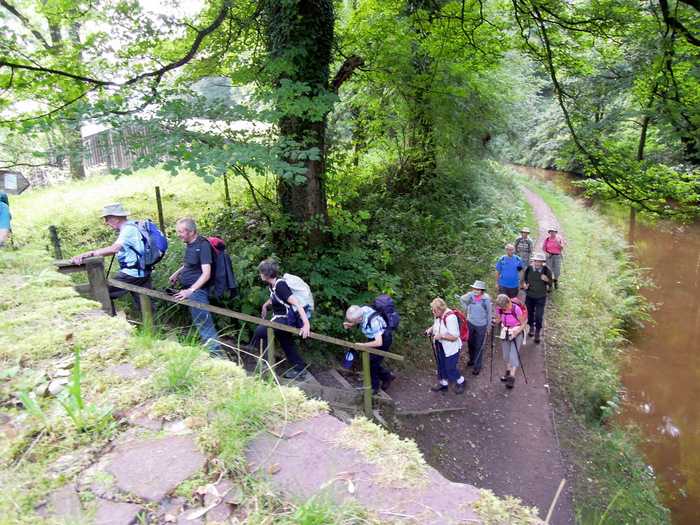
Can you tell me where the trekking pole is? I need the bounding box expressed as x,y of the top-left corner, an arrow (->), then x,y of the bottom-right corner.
105,254 -> 115,278
489,325 -> 495,383
513,332 -> 528,384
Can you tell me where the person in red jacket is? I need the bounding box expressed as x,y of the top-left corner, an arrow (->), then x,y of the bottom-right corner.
542,226 -> 566,289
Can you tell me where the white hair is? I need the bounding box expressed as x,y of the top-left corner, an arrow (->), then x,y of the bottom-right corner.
345,305 -> 363,323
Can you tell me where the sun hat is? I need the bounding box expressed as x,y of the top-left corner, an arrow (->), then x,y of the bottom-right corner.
532,252 -> 547,262
520,227 -> 530,233
547,226 -> 558,232
470,280 -> 487,290
100,203 -> 130,218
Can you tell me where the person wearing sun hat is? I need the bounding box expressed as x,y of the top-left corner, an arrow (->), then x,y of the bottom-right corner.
542,226 -> 566,289
522,252 -> 552,344
514,227 -> 534,267
70,203 -> 153,314
460,280 -> 492,375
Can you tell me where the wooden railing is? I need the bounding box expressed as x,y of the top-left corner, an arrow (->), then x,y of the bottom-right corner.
55,256 -> 403,417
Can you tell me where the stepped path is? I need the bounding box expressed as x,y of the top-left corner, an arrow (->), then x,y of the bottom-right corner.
388,187 -> 575,524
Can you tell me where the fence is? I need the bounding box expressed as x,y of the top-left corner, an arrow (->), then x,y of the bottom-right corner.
54,256 -> 403,418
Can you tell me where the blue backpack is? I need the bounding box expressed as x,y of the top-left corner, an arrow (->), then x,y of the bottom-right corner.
128,220 -> 168,272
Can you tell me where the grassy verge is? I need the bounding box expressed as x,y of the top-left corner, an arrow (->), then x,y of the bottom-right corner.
515,174 -> 669,524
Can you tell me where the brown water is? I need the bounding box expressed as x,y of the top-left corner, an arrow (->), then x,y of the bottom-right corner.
515,164 -> 700,524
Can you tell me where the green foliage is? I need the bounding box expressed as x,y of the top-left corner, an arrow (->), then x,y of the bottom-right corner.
156,346 -> 205,395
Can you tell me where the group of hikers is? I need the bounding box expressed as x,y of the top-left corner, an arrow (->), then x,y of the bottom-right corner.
70,203 -> 566,393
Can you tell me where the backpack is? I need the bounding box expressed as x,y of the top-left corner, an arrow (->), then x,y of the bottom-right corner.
276,273 -> 314,318
206,236 -> 238,300
442,309 -> 469,343
502,298 -> 528,329
461,292 -> 489,317
125,219 -> 168,273
371,294 -> 401,334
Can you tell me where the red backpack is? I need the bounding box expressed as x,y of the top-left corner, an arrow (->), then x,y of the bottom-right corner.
442,309 -> 469,343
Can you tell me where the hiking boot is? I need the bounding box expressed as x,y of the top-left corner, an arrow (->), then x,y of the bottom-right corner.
381,372 -> 396,391
472,368 -> 481,376
430,383 -> 448,392
554,279 -> 559,289
283,367 -> 307,380
534,330 -> 541,344
528,328 -> 534,337
454,382 -> 466,395
506,375 -> 516,389
500,371 -> 511,382
466,360 -> 474,368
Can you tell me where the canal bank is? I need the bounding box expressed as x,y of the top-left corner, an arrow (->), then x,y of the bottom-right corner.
516,165 -> 699,524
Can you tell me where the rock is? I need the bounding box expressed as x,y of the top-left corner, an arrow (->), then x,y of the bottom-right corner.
94,499 -> 142,525
107,364 -> 150,380
34,382 -> 49,397
49,485 -> 83,521
106,435 -> 206,502
52,369 -> 72,378
48,378 -> 70,396
124,403 -> 163,431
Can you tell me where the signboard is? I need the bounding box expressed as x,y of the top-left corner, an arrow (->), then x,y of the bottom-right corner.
0,170 -> 30,195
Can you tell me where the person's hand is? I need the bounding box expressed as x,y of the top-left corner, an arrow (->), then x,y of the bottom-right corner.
174,288 -> 194,300
343,321 -> 354,329
299,322 -> 310,339
168,271 -> 180,285
261,305 -> 268,319
541,274 -> 549,282
492,317 -> 499,325
424,328 -> 432,337
71,251 -> 92,265
522,283 -> 529,290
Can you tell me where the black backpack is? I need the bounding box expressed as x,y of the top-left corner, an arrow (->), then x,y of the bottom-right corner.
207,237 -> 238,300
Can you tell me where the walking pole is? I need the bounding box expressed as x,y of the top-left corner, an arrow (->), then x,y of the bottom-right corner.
489,325 -> 495,383
512,332 -> 528,384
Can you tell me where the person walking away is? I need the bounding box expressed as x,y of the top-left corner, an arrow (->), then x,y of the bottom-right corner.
71,203 -> 153,315
249,259 -> 310,379
344,303 -> 396,394
494,294 -> 527,388
543,227 -> 566,289
514,227 -> 533,270
495,244 -> 523,298
0,192 -> 11,247
168,217 -> 223,358
460,280 -> 492,375
522,253 -> 552,344
424,298 -> 466,394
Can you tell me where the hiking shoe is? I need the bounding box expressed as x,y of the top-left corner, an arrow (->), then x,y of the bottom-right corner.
466,360 -> 474,368
454,382 -> 466,395
381,373 -> 396,391
528,329 -> 534,338
554,280 -> 559,289
472,368 -> 481,376
430,383 -> 448,392
535,331 -> 541,344
283,367 -> 307,380
500,371 -> 511,382
506,375 -> 515,389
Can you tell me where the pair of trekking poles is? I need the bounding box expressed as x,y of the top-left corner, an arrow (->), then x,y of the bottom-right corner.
427,324 -> 527,384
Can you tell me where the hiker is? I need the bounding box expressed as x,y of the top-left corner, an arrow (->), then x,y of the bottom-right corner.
522,253 -> 552,344
514,227 -> 534,268
460,280 -> 492,375
71,203 -> 153,314
495,244 -> 523,298
0,192 -> 10,247
494,294 -> 527,389
542,227 -> 565,289
343,302 -> 396,394
168,217 -> 223,357
424,298 -> 466,394
249,259 -> 310,380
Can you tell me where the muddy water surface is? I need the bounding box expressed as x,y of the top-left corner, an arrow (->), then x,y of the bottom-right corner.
516,165 -> 700,524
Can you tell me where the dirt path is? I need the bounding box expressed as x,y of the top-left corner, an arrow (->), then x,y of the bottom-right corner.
388,187 -> 574,524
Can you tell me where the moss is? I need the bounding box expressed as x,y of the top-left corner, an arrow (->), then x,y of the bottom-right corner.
473,489 -> 541,524
335,417 -> 428,487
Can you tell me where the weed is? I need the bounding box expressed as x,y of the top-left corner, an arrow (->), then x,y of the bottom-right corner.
156,346 -> 204,395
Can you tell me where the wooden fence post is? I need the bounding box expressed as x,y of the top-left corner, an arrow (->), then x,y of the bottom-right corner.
266,326 -> 276,376
139,294 -> 154,333
85,257 -> 112,314
361,351 -> 373,417
49,225 -> 63,259
154,186 -> 165,233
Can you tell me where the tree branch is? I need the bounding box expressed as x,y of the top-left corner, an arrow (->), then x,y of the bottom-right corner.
330,55 -> 364,93
0,0 -> 52,49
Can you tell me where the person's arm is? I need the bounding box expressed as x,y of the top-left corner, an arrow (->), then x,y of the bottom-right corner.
358,332 -> 383,348
71,242 -> 122,264
169,265 -> 184,284
437,314 -> 459,342
287,295 -> 310,338
261,298 -> 272,318
175,264 -> 211,299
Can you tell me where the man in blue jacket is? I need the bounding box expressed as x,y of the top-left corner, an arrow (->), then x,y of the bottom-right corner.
495,243 -> 523,298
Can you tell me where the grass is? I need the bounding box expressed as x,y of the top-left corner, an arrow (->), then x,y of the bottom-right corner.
515,171 -> 670,524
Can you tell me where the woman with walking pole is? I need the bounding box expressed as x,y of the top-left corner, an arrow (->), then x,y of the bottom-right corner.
494,294 -> 527,389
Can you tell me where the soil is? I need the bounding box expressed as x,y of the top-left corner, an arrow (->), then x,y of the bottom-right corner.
385,187 -> 575,524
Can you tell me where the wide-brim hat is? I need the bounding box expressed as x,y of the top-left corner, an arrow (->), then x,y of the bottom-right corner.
470,280 -> 487,290
547,226 -> 558,232
520,227 -> 530,233
100,203 -> 130,217
532,252 -> 547,262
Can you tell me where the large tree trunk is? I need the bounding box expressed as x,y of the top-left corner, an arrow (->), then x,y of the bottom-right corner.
263,0 -> 333,241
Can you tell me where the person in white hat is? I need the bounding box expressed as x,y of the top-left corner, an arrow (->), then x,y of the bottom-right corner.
542,226 -> 566,289
522,253 -> 552,344
514,227 -> 533,268
71,203 -> 153,314
460,280 -> 492,375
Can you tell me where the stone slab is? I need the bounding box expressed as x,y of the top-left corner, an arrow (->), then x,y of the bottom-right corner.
107,363 -> 151,380
94,499 -> 142,525
246,414 -> 483,525
106,435 -> 206,502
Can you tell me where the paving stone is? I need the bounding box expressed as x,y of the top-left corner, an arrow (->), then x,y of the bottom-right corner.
40,484 -> 83,521
94,499 -> 142,525
107,363 -> 151,380
106,435 -> 206,502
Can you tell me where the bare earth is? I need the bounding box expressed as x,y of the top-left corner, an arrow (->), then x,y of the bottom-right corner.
388,187 -> 575,524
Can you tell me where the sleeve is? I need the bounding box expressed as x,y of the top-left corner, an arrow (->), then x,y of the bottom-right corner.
198,239 -> 213,266
116,224 -> 135,246
445,313 -> 460,337
486,297 -> 492,322
370,313 -> 386,335
274,280 -> 294,303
